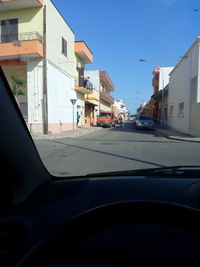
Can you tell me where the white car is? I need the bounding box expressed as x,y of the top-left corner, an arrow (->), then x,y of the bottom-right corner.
135,115 -> 154,129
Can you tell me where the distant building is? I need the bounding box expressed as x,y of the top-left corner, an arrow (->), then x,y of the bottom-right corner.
137,102 -> 149,115
149,66 -> 174,122
113,99 -> 128,119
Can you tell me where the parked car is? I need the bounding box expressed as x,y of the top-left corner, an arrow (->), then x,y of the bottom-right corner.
135,115 -> 154,129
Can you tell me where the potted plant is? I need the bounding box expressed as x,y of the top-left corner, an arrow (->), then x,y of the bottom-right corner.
10,75 -> 26,107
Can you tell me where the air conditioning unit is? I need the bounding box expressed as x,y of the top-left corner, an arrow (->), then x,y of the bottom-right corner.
76,62 -> 82,69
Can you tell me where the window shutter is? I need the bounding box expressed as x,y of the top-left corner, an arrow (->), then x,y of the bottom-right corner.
1,19 -> 18,43
79,67 -> 84,87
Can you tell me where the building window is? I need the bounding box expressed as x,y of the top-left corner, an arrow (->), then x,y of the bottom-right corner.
178,101 -> 184,117
169,104 -> 174,117
0,18 -> 18,43
62,37 -> 67,57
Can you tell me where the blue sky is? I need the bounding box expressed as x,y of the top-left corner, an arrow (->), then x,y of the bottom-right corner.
52,0 -> 200,113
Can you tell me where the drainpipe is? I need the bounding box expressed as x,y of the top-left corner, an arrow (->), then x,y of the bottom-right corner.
43,4 -> 48,134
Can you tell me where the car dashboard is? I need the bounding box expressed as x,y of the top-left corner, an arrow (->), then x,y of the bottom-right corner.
1,175 -> 200,267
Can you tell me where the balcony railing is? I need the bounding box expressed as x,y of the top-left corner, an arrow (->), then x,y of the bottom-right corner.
0,31 -> 43,44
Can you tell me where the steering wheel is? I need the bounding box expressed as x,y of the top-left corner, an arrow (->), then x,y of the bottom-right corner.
17,201 -> 200,266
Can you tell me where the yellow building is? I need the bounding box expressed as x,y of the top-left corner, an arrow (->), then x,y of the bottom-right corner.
74,41 -> 93,126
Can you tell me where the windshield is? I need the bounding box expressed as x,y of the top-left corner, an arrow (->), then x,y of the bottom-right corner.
1,0 -> 200,177
138,116 -> 152,120
99,113 -> 111,117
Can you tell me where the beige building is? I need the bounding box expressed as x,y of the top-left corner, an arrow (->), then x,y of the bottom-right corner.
84,70 -> 115,126
0,0 -> 78,134
74,41 -> 93,126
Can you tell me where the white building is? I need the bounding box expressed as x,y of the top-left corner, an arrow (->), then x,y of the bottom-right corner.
113,99 -> 128,119
168,37 -> 200,136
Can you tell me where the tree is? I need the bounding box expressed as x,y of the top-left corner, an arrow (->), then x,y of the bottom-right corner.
10,75 -> 26,106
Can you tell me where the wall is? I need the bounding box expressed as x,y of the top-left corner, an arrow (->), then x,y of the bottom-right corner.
46,0 -> 75,78
0,7 -> 44,38
2,65 -> 27,103
100,99 -> 111,112
168,44 -> 199,134
159,67 -> 174,90
74,55 -> 84,87
190,103 -> 200,136
27,58 -> 44,133
2,65 -> 27,119
76,92 -> 85,126
158,95 -> 168,122
47,61 -> 76,133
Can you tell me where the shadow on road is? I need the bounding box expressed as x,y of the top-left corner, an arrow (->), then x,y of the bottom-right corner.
110,121 -> 159,136
55,122 -> 178,144
51,139 -> 166,168
65,138 -> 177,144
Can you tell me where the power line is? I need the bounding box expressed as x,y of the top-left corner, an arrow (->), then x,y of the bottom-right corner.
58,57 -> 180,65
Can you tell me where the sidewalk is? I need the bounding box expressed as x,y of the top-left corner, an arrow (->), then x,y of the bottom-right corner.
155,126 -> 200,143
32,126 -> 103,140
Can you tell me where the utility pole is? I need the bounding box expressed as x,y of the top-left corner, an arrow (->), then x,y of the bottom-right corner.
43,4 -> 48,134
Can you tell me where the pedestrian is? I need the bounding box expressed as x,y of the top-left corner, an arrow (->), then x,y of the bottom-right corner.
119,115 -> 123,127
84,76 -> 90,88
77,112 -> 81,126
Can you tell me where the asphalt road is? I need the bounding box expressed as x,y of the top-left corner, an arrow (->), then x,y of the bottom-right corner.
34,121 -> 200,177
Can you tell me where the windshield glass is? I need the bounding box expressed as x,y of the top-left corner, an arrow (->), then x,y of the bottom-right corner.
1,0 -> 200,177
138,116 -> 152,120
99,113 -> 111,117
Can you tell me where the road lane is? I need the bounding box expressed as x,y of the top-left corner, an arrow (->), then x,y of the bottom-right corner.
34,121 -> 200,177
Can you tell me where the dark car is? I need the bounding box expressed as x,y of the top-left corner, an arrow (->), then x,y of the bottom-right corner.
135,114 -> 154,129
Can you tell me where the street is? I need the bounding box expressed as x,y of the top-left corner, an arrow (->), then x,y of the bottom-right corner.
34,121 -> 200,177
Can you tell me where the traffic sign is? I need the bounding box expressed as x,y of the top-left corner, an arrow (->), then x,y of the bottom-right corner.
70,99 -> 77,105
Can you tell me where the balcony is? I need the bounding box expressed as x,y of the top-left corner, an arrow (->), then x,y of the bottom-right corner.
75,41 -> 93,64
0,0 -> 44,11
74,87 -> 90,95
100,92 -> 114,105
0,32 -> 43,60
74,77 -> 91,95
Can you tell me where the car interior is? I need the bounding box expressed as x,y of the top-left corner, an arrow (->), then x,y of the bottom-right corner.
1,65 -> 200,266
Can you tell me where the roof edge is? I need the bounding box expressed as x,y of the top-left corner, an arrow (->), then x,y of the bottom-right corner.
170,37 -> 200,76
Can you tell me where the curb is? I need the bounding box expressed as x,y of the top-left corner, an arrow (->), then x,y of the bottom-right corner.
155,129 -> 200,143
32,127 -> 103,140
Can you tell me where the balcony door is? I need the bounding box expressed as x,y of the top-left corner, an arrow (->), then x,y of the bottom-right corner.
1,19 -> 18,43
